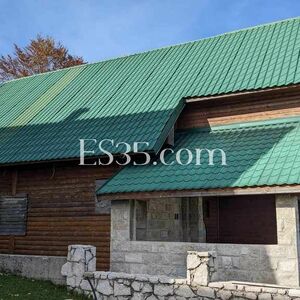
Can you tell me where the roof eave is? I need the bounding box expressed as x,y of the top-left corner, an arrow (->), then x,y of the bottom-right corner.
185,84 -> 300,104
97,184 -> 300,201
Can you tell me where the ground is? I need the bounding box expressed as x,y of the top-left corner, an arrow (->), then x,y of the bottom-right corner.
0,273 -> 89,300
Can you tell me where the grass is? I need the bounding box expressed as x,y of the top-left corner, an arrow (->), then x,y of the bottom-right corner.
0,273 -> 90,300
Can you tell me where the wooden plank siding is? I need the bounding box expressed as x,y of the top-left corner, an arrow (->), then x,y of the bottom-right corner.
0,163 -> 119,271
177,87 -> 300,129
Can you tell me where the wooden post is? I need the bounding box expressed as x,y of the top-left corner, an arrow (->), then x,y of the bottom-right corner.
11,170 -> 18,196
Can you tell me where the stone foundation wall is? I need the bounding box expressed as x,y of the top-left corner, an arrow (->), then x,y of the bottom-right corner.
71,272 -> 300,300
0,253 -> 66,284
111,241 -> 298,286
62,245 -> 300,300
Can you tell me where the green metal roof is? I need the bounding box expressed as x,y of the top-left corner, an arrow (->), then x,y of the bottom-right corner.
1,17 -> 300,164
97,116 -> 300,195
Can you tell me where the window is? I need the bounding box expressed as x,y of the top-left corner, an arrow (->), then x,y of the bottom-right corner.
0,196 -> 28,235
133,198 -> 196,242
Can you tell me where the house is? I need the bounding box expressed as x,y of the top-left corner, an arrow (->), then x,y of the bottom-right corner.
1,17 -> 300,286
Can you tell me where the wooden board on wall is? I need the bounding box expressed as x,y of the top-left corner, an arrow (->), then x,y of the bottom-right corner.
0,196 -> 28,236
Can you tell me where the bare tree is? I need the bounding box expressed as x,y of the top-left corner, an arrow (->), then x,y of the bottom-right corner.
0,35 -> 85,81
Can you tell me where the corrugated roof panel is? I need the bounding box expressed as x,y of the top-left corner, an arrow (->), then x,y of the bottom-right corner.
1,17 -> 300,164
98,117 -> 300,194
0,70 -> 68,126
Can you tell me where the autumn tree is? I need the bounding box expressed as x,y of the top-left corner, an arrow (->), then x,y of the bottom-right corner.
0,35 -> 85,81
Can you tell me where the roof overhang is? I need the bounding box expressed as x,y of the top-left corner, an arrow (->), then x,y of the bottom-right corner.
185,84 -> 300,104
97,185 -> 300,201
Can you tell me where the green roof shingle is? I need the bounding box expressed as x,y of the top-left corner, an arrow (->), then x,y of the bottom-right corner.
1,17 -> 300,164
97,116 -> 300,194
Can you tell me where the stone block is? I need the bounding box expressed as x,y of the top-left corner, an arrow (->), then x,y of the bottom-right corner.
245,286 -> 262,293
196,286 -> 215,298
187,252 -> 201,269
132,281 -> 143,291
125,253 -> 143,263
216,244 -> 244,256
208,282 -> 224,289
111,252 -> 125,262
114,282 -> 131,296
149,276 -> 160,284
223,283 -> 237,290
236,284 -> 245,291
97,280 -> 113,296
191,263 -> 209,286
174,285 -> 195,298
135,274 -> 150,282
79,279 -> 92,291
278,259 -> 297,272
258,293 -> 272,300
142,283 -> 153,293
111,262 -> 130,274
262,287 -> 278,294
277,289 -> 287,295
66,276 -> 76,288
68,245 -> 95,263
174,279 -> 188,285
217,289 -> 232,300
158,276 -> 175,284
273,295 -> 290,300
131,292 -> 144,300
154,284 -> 174,296
61,262 -> 71,277
244,292 -> 257,299
289,289 -> 300,297
130,264 -> 150,275
146,296 -> 158,300
71,261 -> 85,276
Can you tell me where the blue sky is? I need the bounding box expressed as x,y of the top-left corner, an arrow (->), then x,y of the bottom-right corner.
0,0 -> 299,63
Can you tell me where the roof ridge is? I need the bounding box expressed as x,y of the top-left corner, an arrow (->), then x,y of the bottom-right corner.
2,16 -> 299,85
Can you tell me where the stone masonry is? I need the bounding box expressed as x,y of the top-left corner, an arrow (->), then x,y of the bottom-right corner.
61,244 -> 96,289
110,195 -> 300,286
0,253 -> 66,284
62,244 -> 300,300
187,251 -> 217,286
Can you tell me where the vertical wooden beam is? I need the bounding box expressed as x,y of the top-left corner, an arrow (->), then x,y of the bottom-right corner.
11,170 -> 18,196
130,200 -> 137,241
198,197 -> 207,242
217,197 -> 220,243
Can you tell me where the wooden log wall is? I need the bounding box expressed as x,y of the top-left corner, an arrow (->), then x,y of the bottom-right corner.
177,87 -> 300,129
0,162 -> 119,271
